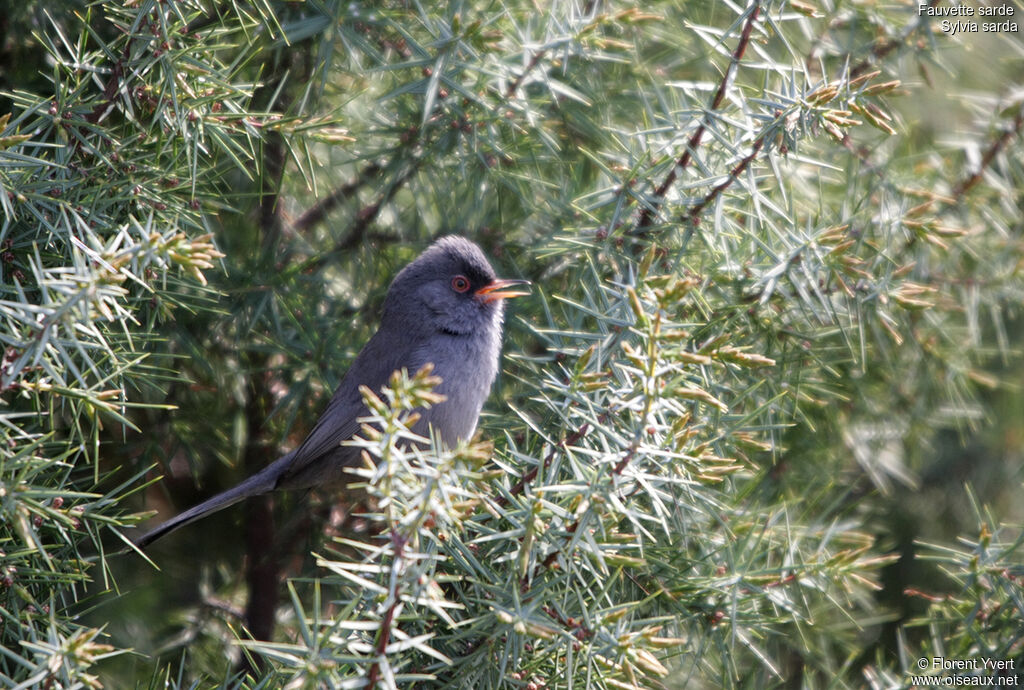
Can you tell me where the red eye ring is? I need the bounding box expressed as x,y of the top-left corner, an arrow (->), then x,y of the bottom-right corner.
451,275 -> 471,293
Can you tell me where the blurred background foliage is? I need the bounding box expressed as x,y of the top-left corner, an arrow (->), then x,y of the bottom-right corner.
0,0 -> 1021,687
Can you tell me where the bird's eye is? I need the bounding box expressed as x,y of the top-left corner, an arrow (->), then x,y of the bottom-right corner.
451,275 -> 471,293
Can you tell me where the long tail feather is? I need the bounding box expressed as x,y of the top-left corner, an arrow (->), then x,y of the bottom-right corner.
134,451 -> 294,549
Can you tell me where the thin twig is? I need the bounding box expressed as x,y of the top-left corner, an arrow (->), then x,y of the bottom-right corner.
298,159 -> 421,274
293,41 -> 548,241
531,438 -> 637,578
85,60 -> 126,125
498,407 -> 621,508
292,36 -> 548,248
633,2 -> 761,234
242,45 -> 311,660
951,107 -> 1024,199
293,162 -> 382,233
366,531 -> 407,688
850,0 -> 938,79
499,423 -> 589,507
611,441 -> 640,475
291,157 -> 415,256
505,49 -> 547,99
685,135 -> 765,224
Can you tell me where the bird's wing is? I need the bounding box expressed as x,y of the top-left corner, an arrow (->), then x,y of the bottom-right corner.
277,326 -> 421,486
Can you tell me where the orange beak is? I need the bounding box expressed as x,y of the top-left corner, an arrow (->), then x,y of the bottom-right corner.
476,278 -> 531,304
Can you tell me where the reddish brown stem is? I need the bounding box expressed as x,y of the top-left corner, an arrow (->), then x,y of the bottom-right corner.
612,442 -> 639,475
850,0 -> 938,79
498,421 -> 593,507
633,2 -> 761,234
505,49 -> 548,99
85,60 -> 125,124
366,531 -> 407,688
951,108 -> 1024,199
295,44 -> 548,240
531,439 -> 637,578
686,135 -> 765,223
293,162 -> 382,233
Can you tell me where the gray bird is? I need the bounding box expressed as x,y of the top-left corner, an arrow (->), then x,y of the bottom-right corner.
135,236 -> 528,548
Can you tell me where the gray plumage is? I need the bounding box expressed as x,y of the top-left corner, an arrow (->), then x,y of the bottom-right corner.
135,236 -> 527,548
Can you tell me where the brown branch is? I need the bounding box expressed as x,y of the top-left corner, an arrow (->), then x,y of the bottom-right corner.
85,0 -> 191,127
539,522 -> 577,571
850,0 -> 938,79
498,413 -> 617,584
504,407 -> 647,584
505,49 -> 548,99
293,43 -> 548,241
366,531 -> 407,688
238,365 -> 280,679
496,409 -> 619,508
530,439 -> 641,579
870,103 -> 1024,233
241,45 -> 310,661
633,2 -> 761,234
498,424 -> 589,507
292,39 -> 549,255
82,17 -> 141,127
298,159 -> 422,275
85,59 -> 126,125
240,93 -> 293,635
685,134 -> 765,224
258,132 -> 287,252
343,161 -> 414,248
293,162 -> 383,233
540,604 -> 593,642
803,4 -> 938,172
838,132 -> 875,167
243,490 -> 279,641
611,441 -> 640,475
951,107 -> 1024,199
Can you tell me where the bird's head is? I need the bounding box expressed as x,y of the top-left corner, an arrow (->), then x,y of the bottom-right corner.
382,236 -> 529,336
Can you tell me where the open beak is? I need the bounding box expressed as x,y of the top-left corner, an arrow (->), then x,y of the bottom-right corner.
476,278 -> 531,304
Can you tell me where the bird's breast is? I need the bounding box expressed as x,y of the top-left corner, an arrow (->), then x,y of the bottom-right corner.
411,329 -> 500,446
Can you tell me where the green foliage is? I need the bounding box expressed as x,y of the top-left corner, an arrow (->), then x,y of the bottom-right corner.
874,491 -> 1024,685
1,0 -> 1022,688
